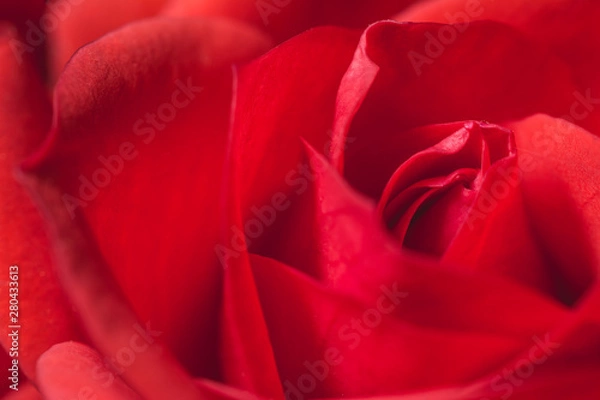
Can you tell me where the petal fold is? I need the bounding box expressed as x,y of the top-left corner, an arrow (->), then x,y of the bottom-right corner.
0,24 -> 80,380
23,17 -> 269,382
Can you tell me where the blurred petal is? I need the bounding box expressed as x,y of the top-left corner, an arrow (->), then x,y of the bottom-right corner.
244,142 -> 597,397
3,382 -> 43,400
442,153 -> 557,299
23,17 -> 270,381
216,141 -> 576,397
216,27 -> 365,397
37,343 -> 267,400
506,115 -> 600,301
220,26 -> 361,276
0,0 -> 45,23
37,342 -> 140,400
163,0 -> 419,42
299,143 -> 568,338
249,253 -> 526,397
21,171 -> 205,400
395,0 -> 600,134
0,23 -> 80,380
220,248 -> 283,398
194,378 -> 265,400
232,26 -> 360,206
330,20 -> 586,199
47,0 -> 167,80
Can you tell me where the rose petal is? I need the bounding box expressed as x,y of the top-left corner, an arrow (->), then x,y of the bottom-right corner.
37,342 -> 266,400
2,382 -> 43,400
332,20 -> 588,200
0,0 -> 46,48
372,361 -> 600,400
244,142 -> 597,397
219,248 -> 283,398
194,378 -> 265,400
299,142 -> 568,337
0,24 -> 80,380
232,25 -> 360,207
377,121 -> 514,252
395,0 -> 600,135
21,171 -> 210,399
162,0 -> 419,42
0,0 -> 45,23
36,342 -> 141,400
215,28 -> 371,395
456,325 -> 600,400
249,253 -> 528,397
442,155 -> 557,298
23,17 -> 270,381
506,114 -> 600,302
217,26 -> 361,276
369,121 -> 560,299
213,66 -> 298,398
222,138 -> 573,396
46,0 -> 167,80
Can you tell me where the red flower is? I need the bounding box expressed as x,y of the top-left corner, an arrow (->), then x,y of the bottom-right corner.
1,1 -> 600,399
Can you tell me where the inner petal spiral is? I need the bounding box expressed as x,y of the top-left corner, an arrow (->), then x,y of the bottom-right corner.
377,121 -> 516,256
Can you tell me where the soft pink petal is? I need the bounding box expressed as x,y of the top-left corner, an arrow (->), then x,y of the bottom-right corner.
36,342 -> 140,400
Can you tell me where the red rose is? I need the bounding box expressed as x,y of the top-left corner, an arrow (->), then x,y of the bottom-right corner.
1,1 -> 600,399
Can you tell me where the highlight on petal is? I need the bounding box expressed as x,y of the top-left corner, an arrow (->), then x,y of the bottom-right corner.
37,342 -> 140,400
0,23 -> 81,380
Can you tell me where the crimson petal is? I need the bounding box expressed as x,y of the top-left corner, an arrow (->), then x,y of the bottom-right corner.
395,0 -> 600,135
250,253 -> 531,397
505,114 -> 600,307
22,17 -> 270,381
46,0 -> 167,80
334,20 -> 585,200
2,382 -> 42,400
300,142 -> 568,337
162,0 -> 420,43
218,26 -> 361,277
0,24 -> 81,380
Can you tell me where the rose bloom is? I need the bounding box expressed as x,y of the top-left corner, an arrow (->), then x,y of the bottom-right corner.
1,0 -> 600,399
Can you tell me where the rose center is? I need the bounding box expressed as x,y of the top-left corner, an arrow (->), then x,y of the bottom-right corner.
377,121 -> 515,256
